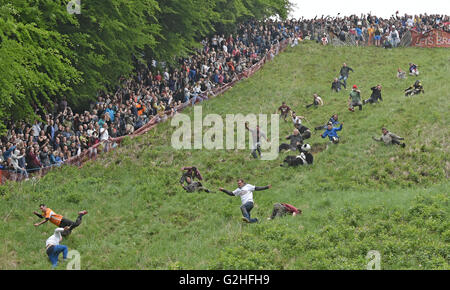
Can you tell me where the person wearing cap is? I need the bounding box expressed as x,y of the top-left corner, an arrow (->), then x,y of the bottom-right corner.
364,85 -> 383,104
372,128 -> 406,147
338,63 -> 354,89
219,179 -> 271,223
321,122 -> 344,144
268,203 -> 302,220
348,85 -> 362,111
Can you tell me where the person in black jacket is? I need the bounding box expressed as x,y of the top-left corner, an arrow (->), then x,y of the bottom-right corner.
364,85 -> 383,104
279,129 -> 303,152
338,63 -> 354,89
331,78 -> 345,92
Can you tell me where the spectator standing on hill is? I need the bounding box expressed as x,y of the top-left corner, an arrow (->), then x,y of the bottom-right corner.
219,179 -> 271,223
338,63 -> 354,89
372,127 -> 406,147
267,203 -> 302,220
348,85 -> 362,111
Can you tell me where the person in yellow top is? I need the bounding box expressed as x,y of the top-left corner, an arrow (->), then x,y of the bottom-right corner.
33,204 -> 88,236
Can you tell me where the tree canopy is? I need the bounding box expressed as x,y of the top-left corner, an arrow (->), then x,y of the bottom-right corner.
0,0 -> 291,133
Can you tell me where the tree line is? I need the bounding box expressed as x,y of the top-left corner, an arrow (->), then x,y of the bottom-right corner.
0,0 -> 291,134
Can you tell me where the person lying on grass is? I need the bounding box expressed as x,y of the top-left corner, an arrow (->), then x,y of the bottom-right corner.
404,80 -> 424,96
279,129 -> 303,152
372,127 -> 406,148
180,166 -> 211,193
267,203 -> 302,220
34,204 -> 88,236
305,93 -> 324,108
363,85 -> 383,104
219,179 -> 271,224
281,144 -> 313,167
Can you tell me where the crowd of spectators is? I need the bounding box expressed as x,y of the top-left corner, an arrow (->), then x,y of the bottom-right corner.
289,12 -> 449,47
1,13 -> 448,180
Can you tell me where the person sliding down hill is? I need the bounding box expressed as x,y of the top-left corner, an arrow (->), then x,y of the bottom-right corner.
321,122 -> 344,144
33,204 -> 88,237
180,166 -> 211,193
45,227 -> 70,268
314,114 -> 340,131
279,129 -> 303,152
363,85 -> 383,104
281,144 -> 314,167
372,127 -> 406,148
348,85 -> 362,112
305,94 -> 324,108
277,102 -> 292,122
267,203 -> 302,220
219,179 -> 271,223
404,80 -> 424,96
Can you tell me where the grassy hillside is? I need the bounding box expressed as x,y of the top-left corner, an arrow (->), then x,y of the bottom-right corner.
1,42 -> 449,269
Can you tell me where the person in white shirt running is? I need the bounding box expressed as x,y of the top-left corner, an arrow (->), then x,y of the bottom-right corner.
46,227 -> 70,268
219,179 -> 271,223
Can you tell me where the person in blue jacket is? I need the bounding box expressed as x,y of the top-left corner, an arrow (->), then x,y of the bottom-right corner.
321,122 -> 344,144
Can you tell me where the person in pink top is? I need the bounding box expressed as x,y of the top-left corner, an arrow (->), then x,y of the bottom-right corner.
267,203 -> 302,220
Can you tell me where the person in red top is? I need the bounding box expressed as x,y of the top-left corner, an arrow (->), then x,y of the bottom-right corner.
33,204 -> 88,236
277,102 -> 292,122
267,203 -> 302,220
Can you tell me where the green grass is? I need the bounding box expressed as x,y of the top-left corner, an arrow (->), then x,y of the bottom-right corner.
1,42 -> 449,269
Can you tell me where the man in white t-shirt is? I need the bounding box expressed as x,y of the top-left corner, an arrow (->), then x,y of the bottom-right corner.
219,179 -> 271,223
46,227 -> 70,268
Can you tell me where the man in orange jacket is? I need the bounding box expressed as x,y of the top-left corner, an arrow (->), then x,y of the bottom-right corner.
33,204 -> 88,236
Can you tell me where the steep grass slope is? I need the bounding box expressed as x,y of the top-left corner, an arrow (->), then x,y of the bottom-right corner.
1,42 -> 449,269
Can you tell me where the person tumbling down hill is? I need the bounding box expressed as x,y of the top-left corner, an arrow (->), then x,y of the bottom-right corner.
372,127 -> 406,148
404,80 -> 424,96
305,94 -> 324,108
34,204 -> 88,236
279,129 -> 303,152
277,102 -> 292,122
268,203 -> 302,220
314,114 -> 340,131
348,85 -> 362,111
321,122 -> 344,144
219,179 -> 271,223
281,144 -> 313,167
245,122 -> 269,159
331,78 -> 345,92
363,85 -> 383,104
180,166 -> 211,193
45,227 -> 70,268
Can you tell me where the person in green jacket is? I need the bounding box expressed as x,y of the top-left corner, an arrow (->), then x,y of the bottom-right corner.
348,85 -> 362,112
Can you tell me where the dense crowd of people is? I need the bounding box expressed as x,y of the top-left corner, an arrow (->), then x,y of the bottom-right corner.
1,13 -> 448,180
